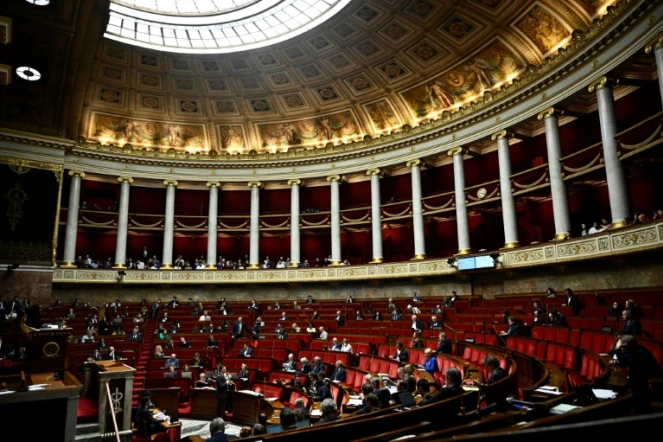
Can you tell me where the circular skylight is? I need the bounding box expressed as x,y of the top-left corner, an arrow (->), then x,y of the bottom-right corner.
104,0 -> 353,54
16,66 -> 42,82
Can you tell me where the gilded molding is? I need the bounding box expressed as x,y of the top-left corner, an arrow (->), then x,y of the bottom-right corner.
247,181 -> 262,188
69,170 -> 85,178
163,180 -> 178,187
366,168 -> 382,176
287,179 -> 302,186
326,175 -> 341,182
491,130 -> 514,141
645,33 -> 663,53
588,76 -> 619,92
447,147 -> 467,157
406,159 -> 421,168
117,176 -> 134,184
537,108 -> 564,120
0,156 -> 63,173
206,181 -> 221,188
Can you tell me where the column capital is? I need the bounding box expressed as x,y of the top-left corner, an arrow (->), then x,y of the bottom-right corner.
163,180 -> 178,187
491,130 -> 514,141
326,175 -> 341,182
588,76 -> 619,93
287,179 -> 302,187
645,34 -> 663,54
117,176 -> 134,184
366,168 -> 382,177
68,170 -> 85,178
247,181 -> 262,188
206,181 -> 221,188
406,159 -> 421,169
537,107 -> 564,121
447,147 -> 467,157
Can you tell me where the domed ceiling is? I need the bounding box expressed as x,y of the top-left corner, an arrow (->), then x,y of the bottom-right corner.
81,0 -> 617,155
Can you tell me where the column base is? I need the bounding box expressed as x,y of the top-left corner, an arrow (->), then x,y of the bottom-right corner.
329,261 -> 342,266
553,232 -> 569,241
205,264 -> 217,269
411,254 -> 426,260
455,249 -> 472,256
60,262 -> 77,268
369,258 -> 383,264
610,220 -> 627,229
501,242 -> 520,249
160,264 -> 174,270
247,263 -> 260,269
112,263 -> 127,269
287,262 -> 300,268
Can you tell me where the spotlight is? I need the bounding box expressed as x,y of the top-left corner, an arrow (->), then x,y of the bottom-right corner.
447,258 -> 457,268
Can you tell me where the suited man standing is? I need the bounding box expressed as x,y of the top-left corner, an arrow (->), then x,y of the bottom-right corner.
330,360 -> 346,382
231,317 -> 245,338
620,309 -> 642,336
564,288 -> 581,316
215,367 -> 230,418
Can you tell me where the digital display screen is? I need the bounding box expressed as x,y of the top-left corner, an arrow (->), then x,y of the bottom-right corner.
457,257 -> 476,270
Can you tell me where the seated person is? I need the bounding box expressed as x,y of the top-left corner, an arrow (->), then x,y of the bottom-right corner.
291,322 -> 301,333
412,330 -> 424,348
532,301 -> 546,317
279,311 -> 288,321
196,372 -> 211,388
355,310 -> 364,320
136,398 -> 169,437
422,367 -> 463,405
279,407 -> 298,431
153,345 -> 165,358
393,340 -> 409,363
314,398 -> 339,425
166,364 -> 178,377
421,348 -> 438,375
340,338 -> 353,353
179,337 -> 192,348
330,360 -> 346,382
207,335 -> 219,348
191,353 -> 203,368
329,337 -> 342,351
483,355 -> 507,384
199,310 -> 211,322
549,310 -> 567,326
239,343 -> 253,357
436,332 -> 452,354
207,418 -> 230,442
607,301 -> 623,318
429,315 -> 443,330
532,310 -> 547,326
165,353 -> 180,368
276,325 -> 288,340
499,317 -> 521,336
611,335 -> 662,408
619,309 -> 642,336
283,353 -> 297,371
238,363 -> 250,380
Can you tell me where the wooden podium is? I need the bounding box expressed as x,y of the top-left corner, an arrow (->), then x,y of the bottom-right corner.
30,327 -> 72,372
232,390 -> 283,425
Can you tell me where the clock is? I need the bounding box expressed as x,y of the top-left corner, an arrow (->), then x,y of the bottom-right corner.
43,341 -> 61,358
477,187 -> 488,200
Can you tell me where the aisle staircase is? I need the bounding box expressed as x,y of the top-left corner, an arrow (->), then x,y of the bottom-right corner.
132,319 -> 156,407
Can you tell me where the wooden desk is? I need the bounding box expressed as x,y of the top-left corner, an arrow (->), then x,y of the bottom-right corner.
190,387 -> 218,420
151,408 -> 182,442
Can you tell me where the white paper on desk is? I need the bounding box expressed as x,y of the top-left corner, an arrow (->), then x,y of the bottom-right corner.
387,386 -> 399,394
592,389 -> 617,400
347,399 -> 363,406
534,388 -> 562,395
310,409 -> 322,416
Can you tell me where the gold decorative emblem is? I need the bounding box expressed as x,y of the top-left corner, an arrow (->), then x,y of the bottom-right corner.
43,341 -> 60,358
6,183 -> 28,231
477,187 -> 487,200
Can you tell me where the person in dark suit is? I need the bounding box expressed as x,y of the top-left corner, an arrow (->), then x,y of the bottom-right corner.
607,302 -> 623,318
231,317 -> 245,338
619,309 -> 642,336
311,357 -> 324,376
107,346 -> 120,361
207,335 -> 219,348
549,310 -> 567,326
393,340 -> 409,363
355,310 -> 364,320
483,356 -> 507,384
300,357 -> 312,374
429,315 -> 443,330
215,366 -> 230,417
500,317 -> 521,336
206,417 -> 232,442
329,338 -> 342,351
238,363 -> 250,380
239,344 -> 254,357
334,310 -> 345,326
136,398 -> 165,437
410,315 -> 424,332
564,288 -> 581,316
422,367 -> 463,405
314,399 -> 339,424
611,335 -> 662,409
436,332 -> 452,354
532,310 -> 547,326
532,301 -> 546,317
330,361 -> 346,382
128,327 -> 142,342
196,373 -> 211,388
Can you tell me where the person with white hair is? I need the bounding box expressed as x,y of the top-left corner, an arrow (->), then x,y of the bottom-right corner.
314,398 -> 339,424
283,353 -> 297,371
300,357 -> 312,373
341,338 -> 353,353
319,326 -> 328,340
207,417 -> 230,442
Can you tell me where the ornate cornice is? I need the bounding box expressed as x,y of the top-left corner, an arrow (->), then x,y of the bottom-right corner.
326,175 -> 341,182
117,176 -> 133,184
491,130 -> 514,141
69,170 -> 85,178
247,181 -> 262,188
0,156 -> 63,173
645,33 -> 663,53
206,181 -> 221,188
163,180 -> 178,187
287,179 -> 302,186
447,147 -> 467,157
366,168 -> 382,176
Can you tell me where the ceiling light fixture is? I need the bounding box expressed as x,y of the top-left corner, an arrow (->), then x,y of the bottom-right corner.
25,0 -> 51,5
16,66 -> 42,82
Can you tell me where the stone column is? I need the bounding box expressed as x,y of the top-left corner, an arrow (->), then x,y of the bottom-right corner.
367,169 -> 384,263
288,179 -> 302,267
113,176 -> 133,268
492,131 -> 520,248
645,35 -> 663,107
407,159 -> 426,259
449,148 -> 471,254
161,180 -> 178,269
61,170 -> 85,268
248,182 -> 262,269
538,108 -> 572,240
327,175 -> 342,265
206,182 -> 221,269
589,77 -> 630,227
